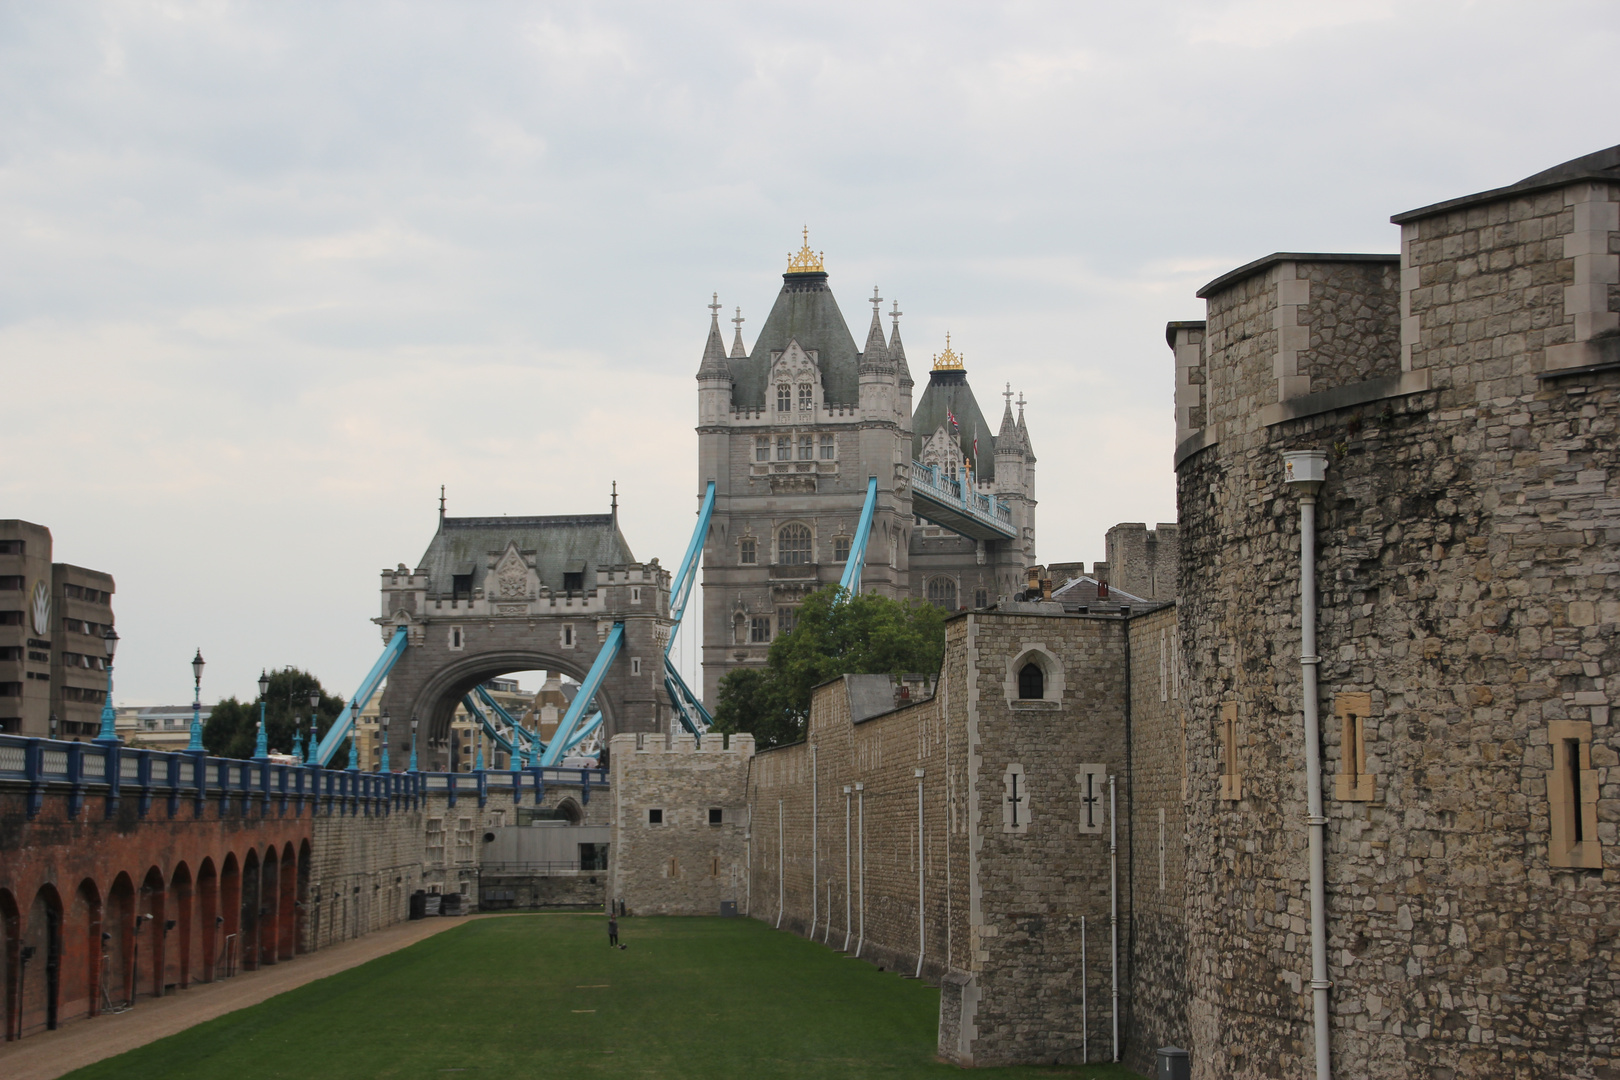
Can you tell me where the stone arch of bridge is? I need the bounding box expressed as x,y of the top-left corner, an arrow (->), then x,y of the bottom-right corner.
400,649 -> 614,749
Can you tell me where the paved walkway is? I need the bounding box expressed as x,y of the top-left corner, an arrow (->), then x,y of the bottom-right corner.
0,916 -> 492,1080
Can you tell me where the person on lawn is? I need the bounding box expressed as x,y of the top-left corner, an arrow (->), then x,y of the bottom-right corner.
608,915 -> 619,947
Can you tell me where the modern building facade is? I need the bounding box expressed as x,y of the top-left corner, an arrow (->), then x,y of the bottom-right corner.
696,237 -> 1037,701
0,520 -> 116,738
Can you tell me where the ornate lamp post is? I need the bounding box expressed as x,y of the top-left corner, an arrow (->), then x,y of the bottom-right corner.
187,650 -> 206,752
94,626 -> 120,744
305,689 -> 320,764
409,717 -> 419,772
378,709 -> 391,773
253,670 -> 270,760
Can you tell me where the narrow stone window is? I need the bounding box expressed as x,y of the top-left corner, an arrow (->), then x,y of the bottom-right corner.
708,807 -> 723,825
739,537 -> 756,564
834,536 -> 851,562
798,383 -> 813,410
777,384 -> 791,411
667,857 -> 680,878
1002,763 -> 1031,834
1334,692 -> 1374,801
1219,702 -> 1242,800
1548,719 -> 1602,868
776,435 -> 792,461
1160,630 -> 1168,703
1075,764 -> 1105,834
449,626 -> 464,651
630,586 -> 641,604
974,588 -> 988,609
819,434 -> 835,460
561,623 -> 575,649
630,657 -> 641,677
755,436 -> 771,462
1018,662 -> 1044,700
647,808 -> 663,825
711,857 -> 720,877
1158,808 -> 1166,891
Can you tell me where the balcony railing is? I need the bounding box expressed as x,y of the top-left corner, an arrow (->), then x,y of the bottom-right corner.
0,733 -> 607,820
910,461 -> 1015,526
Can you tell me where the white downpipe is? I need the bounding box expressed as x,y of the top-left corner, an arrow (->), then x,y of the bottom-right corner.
856,783 -> 866,958
777,798 -> 784,929
811,745 -> 818,939
1109,774 -> 1119,1063
1285,449 -> 1332,1080
1082,915 -> 1089,1063
915,768 -> 926,979
843,786 -> 853,952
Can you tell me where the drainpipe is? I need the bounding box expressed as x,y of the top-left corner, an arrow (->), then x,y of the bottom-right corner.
777,798 -> 784,929
855,783 -> 866,957
915,768 -> 926,979
843,785 -> 852,952
811,745 -> 818,939
1109,774 -> 1118,1062
1284,449 -> 1332,1080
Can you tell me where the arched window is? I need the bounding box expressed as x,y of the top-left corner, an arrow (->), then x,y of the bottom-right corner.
778,524 -> 812,566
798,383 -> 813,410
927,576 -> 958,610
739,537 -> 756,565
777,384 -> 792,411
1018,662 -> 1044,700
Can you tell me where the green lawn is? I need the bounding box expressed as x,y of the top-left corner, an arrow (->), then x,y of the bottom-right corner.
67,914 -> 1143,1079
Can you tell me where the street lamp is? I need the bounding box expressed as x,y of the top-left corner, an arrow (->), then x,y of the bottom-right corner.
346,702 -> 360,771
94,626 -> 120,744
409,717 -> 419,773
306,688 -> 320,764
379,709 -> 391,773
49,712 -> 58,740
253,670 -> 270,760
187,649 -> 206,752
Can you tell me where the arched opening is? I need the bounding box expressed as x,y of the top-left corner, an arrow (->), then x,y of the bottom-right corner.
137,867 -> 165,1000
169,863 -> 193,989
196,859 -> 218,982
777,523 -> 812,566
218,854 -> 241,979
239,850 -> 259,973
1018,662 -> 1045,700
258,848 -> 279,968
397,661 -> 594,772
277,847 -> 297,961
20,885 -> 63,1035
104,873 -> 134,1008
1,888 -> 19,1040
70,879 -> 102,1022
552,798 -> 583,825
295,843 -> 311,955
927,576 -> 958,611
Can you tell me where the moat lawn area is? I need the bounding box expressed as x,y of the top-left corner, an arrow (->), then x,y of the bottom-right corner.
65,914 -> 1143,1080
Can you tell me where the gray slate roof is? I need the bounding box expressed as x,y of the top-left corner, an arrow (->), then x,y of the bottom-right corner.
912,368 -> 999,481
1392,143 -> 1620,224
417,515 -> 634,595
728,271 -> 861,408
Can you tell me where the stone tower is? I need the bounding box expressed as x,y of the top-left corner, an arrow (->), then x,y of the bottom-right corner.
698,234 -> 1037,702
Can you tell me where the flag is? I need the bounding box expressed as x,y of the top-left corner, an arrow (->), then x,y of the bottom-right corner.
947,407 -> 958,432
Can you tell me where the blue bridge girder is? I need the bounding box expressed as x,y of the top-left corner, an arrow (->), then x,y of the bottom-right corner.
314,625 -> 408,767
909,460 -> 1017,541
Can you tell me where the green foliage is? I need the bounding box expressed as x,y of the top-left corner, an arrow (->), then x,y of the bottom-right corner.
65,915 -> 1146,1080
712,586 -> 946,748
202,667 -> 345,760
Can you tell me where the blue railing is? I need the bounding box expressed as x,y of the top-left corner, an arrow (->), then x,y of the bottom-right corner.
0,732 -> 607,820
910,460 -> 1015,528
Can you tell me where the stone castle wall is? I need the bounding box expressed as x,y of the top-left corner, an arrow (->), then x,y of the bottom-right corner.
607,731 -> 752,916
1175,171 -> 1620,1079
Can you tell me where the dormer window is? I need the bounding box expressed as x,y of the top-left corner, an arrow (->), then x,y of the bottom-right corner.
563,572 -> 584,592
798,383 -> 813,410
452,574 -> 473,600
777,384 -> 792,411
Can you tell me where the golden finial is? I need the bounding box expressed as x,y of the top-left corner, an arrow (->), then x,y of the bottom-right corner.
932,331 -> 964,371
786,225 -> 825,274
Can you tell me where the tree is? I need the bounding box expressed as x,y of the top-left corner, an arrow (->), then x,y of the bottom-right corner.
711,586 -> 945,749
203,667 -> 346,760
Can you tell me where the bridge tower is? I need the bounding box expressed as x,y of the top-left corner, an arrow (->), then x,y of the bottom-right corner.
374,495 -> 673,765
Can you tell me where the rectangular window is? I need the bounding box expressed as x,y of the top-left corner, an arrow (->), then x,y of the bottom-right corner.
1219,702 -> 1242,800
708,807 -> 723,825
739,538 -> 756,565
834,537 -> 851,562
0,682 -> 21,697
561,624 -> 575,648
776,606 -> 797,635
819,434 -> 835,460
0,612 -> 23,626
1334,692 -> 1374,801
631,657 -> 642,677
1548,720 -> 1602,868
755,436 -> 771,462
563,571 -> 584,592
749,616 -> 771,643
631,586 -> 641,603
798,434 -> 815,460
452,573 -> 472,599
776,435 -> 792,461
798,383 -> 813,410
0,540 -> 24,555
974,588 -> 989,608
0,576 -> 22,591
457,817 -> 474,860
648,808 -> 664,825
777,384 -> 791,411
0,647 -> 20,661
426,818 -> 446,864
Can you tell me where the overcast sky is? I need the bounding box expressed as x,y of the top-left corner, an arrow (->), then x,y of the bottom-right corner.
3,1 -> 1615,706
